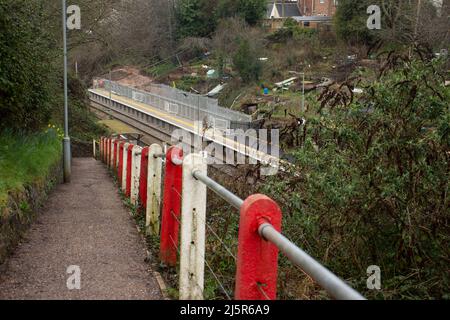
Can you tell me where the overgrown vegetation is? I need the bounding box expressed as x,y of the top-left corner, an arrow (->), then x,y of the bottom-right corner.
0,130 -> 62,206
0,0 -> 58,132
261,53 -> 450,299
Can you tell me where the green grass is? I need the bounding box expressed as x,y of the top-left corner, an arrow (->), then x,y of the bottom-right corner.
0,129 -> 62,206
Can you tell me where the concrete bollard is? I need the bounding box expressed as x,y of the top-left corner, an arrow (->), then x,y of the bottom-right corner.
122,143 -> 130,192
118,142 -> 125,185
106,138 -> 110,165
110,139 -> 116,169
146,144 -> 163,236
112,140 -> 118,173
179,153 -> 207,300
139,147 -> 149,211
116,140 -> 121,172
126,144 -> 134,198
159,146 -> 183,266
100,137 -> 104,161
130,145 -> 142,206
234,195 -> 282,300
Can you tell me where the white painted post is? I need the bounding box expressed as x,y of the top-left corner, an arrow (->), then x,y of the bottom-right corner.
179,153 -> 207,300
122,143 -> 130,192
106,138 -> 110,166
110,138 -> 115,168
93,139 -> 96,159
146,144 -> 163,235
130,145 -> 142,205
116,140 -> 121,168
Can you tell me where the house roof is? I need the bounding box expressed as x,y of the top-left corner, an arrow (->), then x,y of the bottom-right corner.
266,2 -> 302,19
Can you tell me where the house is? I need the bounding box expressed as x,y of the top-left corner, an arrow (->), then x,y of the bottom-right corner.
298,0 -> 338,17
267,1 -> 302,19
265,1 -> 302,29
265,0 -> 338,30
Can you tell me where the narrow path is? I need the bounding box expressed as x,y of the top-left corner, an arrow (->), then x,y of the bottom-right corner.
0,158 -> 162,300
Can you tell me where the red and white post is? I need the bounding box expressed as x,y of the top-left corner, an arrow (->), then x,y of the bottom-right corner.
146,144 -> 163,235
235,194 -> 282,300
159,146 -> 183,266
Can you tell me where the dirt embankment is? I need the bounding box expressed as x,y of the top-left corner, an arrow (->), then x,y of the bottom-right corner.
103,66 -> 154,90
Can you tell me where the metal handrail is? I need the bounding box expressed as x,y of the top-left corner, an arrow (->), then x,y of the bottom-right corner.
191,170 -> 366,300
192,170 -> 244,210
258,223 -> 366,300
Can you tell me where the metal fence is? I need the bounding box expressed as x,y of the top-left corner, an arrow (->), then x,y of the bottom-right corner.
100,138 -> 366,300
94,79 -> 252,130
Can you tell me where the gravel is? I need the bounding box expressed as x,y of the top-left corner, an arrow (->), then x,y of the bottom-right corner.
0,158 -> 162,300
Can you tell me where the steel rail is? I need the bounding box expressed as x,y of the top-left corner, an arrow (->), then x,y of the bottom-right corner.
258,223 -> 366,300
190,169 -> 366,300
192,170 -> 244,210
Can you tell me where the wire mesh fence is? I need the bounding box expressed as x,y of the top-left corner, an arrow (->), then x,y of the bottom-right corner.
93,79 -> 252,131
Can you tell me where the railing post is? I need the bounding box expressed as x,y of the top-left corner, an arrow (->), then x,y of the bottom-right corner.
146,144 -> 163,235
104,137 -> 108,164
106,138 -> 110,165
111,138 -> 115,168
235,194 -> 282,300
109,138 -> 113,168
126,144 -> 134,198
122,143 -> 130,193
159,146 -> 183,266
118,142 -> 125,186
113,140 -> 118,173
139,147 -> 149,211
100,137 -> 104,161
131,146 -> 142,206
101,137 -> 104,163
116,140 -> 121,171
179,153 -> 207,300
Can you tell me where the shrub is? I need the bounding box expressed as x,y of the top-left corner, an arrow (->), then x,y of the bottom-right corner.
0,0 -> 58,132
262,55 -> 450,299
232,39 -> 262,83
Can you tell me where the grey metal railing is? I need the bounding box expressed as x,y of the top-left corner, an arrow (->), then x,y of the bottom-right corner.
95,79 -> 252,129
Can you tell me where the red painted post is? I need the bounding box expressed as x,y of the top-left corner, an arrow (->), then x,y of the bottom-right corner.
103,137 -> 107,163
113,140 -> 119,174
100,137 -> 104,162
139,147 -> 149,210
118,142 -> 125,186
126,144 -> 134,198
235,194 -> 282,300
159,146 -> 183,266
104,138 -> 108,164
107,138 -> 111,167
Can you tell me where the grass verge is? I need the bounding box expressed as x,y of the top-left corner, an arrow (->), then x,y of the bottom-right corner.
0,129 -> 62,207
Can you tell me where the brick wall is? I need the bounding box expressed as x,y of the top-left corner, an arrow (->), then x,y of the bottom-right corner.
298,0 -> 337,16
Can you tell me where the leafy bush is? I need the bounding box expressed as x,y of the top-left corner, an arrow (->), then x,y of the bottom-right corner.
0,129 -> 62,206
0,0 -> 58,132
334,0 -> 376,46
262,56 -> 450,299
232,39 -> 262,83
